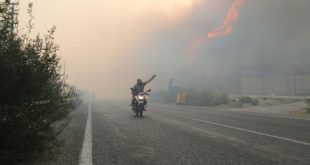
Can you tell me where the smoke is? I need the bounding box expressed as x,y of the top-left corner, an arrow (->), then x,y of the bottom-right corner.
187,0 -> 245,57
16,0 -> 310,99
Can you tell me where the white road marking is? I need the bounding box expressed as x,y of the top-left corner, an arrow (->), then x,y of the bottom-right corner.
250,113 -> 310,121
79,100 -> 93,165
163,111 -> 310,146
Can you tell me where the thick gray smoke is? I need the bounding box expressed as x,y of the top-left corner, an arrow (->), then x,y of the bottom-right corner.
132,0 -> 310,94
17,0 -> 310,99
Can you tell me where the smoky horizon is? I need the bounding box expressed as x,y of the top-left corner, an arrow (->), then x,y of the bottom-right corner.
15,0 -> 310,99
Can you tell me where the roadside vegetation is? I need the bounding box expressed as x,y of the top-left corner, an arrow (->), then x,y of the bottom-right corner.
186,89 -> 229,107
237,96 -> 259,105
0,1 -> 80,164
151,89 -> 229,107
151,89 -> 177,104
305,98 -> 310,113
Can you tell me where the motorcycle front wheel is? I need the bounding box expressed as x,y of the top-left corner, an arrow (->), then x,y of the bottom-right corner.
137,103 -> 144,117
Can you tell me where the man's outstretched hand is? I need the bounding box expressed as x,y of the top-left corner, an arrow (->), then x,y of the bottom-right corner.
145,74 -> 157,84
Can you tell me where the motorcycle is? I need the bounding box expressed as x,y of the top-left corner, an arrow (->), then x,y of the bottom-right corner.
130,88 -> 151,117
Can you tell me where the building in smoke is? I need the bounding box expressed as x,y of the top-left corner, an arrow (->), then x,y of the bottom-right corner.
241,75 -> 310,96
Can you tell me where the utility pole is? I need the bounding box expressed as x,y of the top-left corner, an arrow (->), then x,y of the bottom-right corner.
169,78 -> 173,92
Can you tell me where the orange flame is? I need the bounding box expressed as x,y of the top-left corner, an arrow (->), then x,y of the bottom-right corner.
208,0 -> 244,38
187,0 -> 245,56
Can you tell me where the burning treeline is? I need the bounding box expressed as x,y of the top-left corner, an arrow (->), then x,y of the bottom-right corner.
187,0 -> 245,57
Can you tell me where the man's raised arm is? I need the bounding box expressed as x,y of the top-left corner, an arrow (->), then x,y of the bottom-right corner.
144,74 -> 156,85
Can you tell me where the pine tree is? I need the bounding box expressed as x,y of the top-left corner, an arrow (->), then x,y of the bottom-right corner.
0,1 -> 80,164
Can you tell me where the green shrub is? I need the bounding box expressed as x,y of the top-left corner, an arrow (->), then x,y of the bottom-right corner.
238,97 -> 259,105
0,2 -> 79,164
305,98 -> 310,106
305,98 -> 310,113
186,89 -> 229,107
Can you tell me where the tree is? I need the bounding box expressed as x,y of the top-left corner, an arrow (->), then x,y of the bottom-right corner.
0,1 -> 80,164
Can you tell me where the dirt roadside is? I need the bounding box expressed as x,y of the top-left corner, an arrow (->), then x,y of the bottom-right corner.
223,99 -> 310,118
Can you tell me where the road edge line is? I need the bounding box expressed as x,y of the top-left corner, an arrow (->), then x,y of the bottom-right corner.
164,111 -> 310,146
79,100 -> 93,165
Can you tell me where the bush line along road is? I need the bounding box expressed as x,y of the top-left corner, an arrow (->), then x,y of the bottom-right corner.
43,100 -> 310,165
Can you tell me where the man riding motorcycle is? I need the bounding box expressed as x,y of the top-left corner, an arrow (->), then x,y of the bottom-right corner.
131,74 -> 156,110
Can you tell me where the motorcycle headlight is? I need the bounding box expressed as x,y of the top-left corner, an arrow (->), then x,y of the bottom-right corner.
138,95 -> 144,100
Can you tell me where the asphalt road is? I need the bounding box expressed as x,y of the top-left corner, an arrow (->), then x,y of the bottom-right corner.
38,100 -> 310,165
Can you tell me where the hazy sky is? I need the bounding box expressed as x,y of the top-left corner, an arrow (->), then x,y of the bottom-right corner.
15,0 -> 310,99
